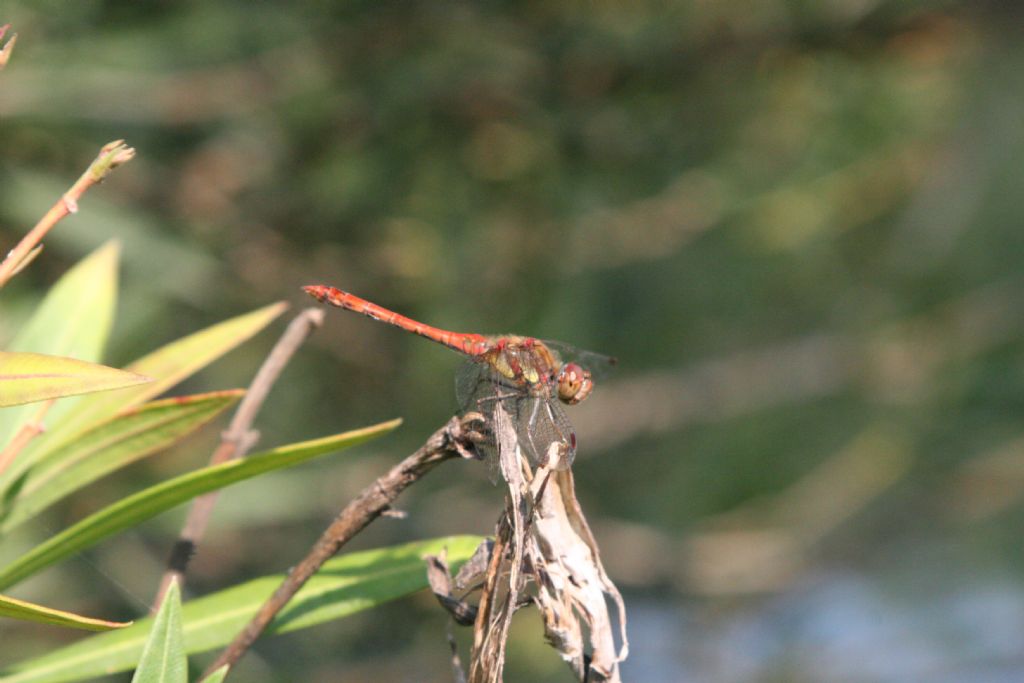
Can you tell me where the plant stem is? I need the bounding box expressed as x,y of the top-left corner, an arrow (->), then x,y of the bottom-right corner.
0,140 -> 135,289
153,307 -> 323,610
198,414 -> 479,681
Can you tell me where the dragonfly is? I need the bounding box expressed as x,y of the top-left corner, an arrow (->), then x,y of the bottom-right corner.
304,285 -> 613,472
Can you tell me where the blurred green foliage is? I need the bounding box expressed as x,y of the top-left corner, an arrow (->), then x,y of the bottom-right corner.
3,1 -> 1024,681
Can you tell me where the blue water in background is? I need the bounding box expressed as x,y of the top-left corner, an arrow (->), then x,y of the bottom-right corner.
621,570 -> 1024,683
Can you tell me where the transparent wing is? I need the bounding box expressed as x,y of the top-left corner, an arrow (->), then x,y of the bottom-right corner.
454,358 -> 577,474
541,339 -> 618,380
455,358 -> 527,410
515,395 -> 577,471
454,358 -> 492,412
454,359 -> 530,481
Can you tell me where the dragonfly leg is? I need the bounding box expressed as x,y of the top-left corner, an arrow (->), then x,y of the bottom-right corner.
473,387 -> 522,407
450,412 -> 488,461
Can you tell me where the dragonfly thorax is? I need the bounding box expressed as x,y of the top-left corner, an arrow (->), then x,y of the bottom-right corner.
484,337 -> 593,405
486,337 -> 558,387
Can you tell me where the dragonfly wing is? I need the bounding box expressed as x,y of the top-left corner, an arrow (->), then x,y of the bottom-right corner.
455,359 -> 576,473
540,339 -> 617,380
454,359 -> 522,482
455,359 -> 491,412
516,396 -> 577,471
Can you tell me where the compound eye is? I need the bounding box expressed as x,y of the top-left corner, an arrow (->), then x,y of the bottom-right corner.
557,363 -> 592,404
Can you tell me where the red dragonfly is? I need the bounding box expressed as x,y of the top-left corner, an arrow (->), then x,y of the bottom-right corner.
304,285 -> 613,471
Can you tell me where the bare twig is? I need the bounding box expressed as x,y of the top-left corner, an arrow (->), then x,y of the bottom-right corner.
425,550 -> 470,682
198,413 -> 482,681
0,400 -> 53,475
0,140 -> 135,289
469,403 -> 528,683
153,307 -> 323,608
447,620 -> 468,683
468,512 -> 515,683
0,24 -> 16,70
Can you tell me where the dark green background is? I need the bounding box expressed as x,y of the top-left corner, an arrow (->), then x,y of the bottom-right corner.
3,1 -> 1024,681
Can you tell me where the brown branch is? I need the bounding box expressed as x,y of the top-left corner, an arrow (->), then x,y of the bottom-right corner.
0,140 -> 135,289
153,307 -> 324,608
0,400 -> 54,475
198,413 -> 481,681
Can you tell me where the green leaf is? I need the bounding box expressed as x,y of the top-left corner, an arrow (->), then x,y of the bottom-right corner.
0,536 -> 483,683
0,303 -> 286,494
0,352 -> 150,408
1,391 -> 244,533
130,580 -> 185,683
200,667 -> 228,683
0,592 -> 130,632
39,302 -> 287,453
0,243 -> 119,446
0,419 -> 401,590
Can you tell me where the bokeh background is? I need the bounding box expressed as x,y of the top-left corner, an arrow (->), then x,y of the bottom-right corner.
2,1 -> 1024,681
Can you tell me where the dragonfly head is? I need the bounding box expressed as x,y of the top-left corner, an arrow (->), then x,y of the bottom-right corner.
557,362 -> 593,405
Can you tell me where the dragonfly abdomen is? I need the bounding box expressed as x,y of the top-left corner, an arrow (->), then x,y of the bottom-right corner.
303,285 -> 489,355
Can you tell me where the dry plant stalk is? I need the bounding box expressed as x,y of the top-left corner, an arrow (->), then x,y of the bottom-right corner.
462,402 -> 629,682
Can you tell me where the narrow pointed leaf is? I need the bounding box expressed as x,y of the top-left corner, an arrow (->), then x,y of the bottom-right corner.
0,243 -> 119,446
39,302 -> 287,453
130,580 -> 185,683
1,391 -> 244,533
0,303 -> 286,494
0,419 -> 401,590
0,352 -> 150,407
201,667 -> 228,683
0,592 -> 130,632
0,536 -> 482,683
